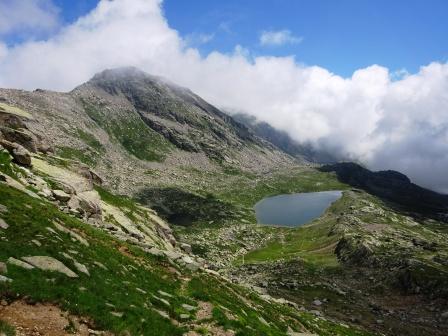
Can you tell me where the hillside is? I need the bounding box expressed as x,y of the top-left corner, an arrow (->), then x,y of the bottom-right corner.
1,67 -> 447,336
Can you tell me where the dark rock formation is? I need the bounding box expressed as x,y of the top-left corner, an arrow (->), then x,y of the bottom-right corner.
321,162 -> 448,218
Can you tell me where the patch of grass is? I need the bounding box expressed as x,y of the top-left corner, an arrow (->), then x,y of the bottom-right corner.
75,129 -> 105,153
95,185 -> 141,221
0,150 -> 20,179
56,147 -> 98,167
0,102 -> 32,119
221,165 -> 256,178
187,276 -> 373,336
0,320 -> 15,336
82,101 -> 173,162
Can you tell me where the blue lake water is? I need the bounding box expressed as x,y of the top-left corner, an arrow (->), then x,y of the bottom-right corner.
254,191 -> 342,227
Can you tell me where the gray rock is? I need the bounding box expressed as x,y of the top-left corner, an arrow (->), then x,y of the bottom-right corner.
53,222 -> 89,246
31,239 -> 42,247
74,261 -> 90,276
185,261 -> 200,272
94,261 -> 107,270
180,243 -> 192,254
52,190 -> 71,202
180,314 -> 190,320
146,247 -> 164,256
0,218 -> 8,229
164,251 -> 182,261
0,262 -> 7,274
258,316 -> 270,326
136,288 -> 147,294
182,304 -> 196,312
158,290 -> 173,298
0,140 -> 32,166
21,256 -> 78,278
154,309 -> 169,319
312,299 -> 322,306
0,204 -> 8,213
7,257 -> 34,270
0,127 -> 38,153
152,294 -> 170,306
77,194 -> 102,218
0,275 -> 12,282
13,146 -> 32,166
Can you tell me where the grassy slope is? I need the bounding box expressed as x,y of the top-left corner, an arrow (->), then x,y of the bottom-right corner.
81,100 -> 174,162
0,154 -> 373,335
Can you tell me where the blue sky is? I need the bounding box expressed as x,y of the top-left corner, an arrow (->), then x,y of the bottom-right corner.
39,0 -> 448,77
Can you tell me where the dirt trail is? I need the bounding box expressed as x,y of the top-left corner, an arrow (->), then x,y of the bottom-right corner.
0,301 -> 106,336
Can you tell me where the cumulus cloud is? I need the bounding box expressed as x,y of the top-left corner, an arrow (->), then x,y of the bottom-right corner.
259,29 -> 303,46
0,0 -> 447,193
184,32 -> 215,47
0,0 -> 60,36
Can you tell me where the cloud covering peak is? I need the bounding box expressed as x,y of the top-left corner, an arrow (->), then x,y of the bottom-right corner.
0,0 -> 447,193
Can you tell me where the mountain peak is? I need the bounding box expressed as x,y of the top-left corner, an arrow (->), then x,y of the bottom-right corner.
89,66 -> 156,83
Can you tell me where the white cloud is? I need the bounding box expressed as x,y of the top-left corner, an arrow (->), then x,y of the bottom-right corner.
184,32 -> 214,47
0,0 -> 447,193
0,0 -> 60,36
259,29 -> 303,46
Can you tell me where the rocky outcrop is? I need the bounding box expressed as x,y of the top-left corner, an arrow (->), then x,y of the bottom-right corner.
0,127 -> 38,153
0,140 -> 31,166
335,235 -> 377,266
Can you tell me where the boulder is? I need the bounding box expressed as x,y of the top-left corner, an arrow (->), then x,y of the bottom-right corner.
0,140 -> 32,166
0,218 -> 8,229
52,189 -> 71,202
53,222 -> 89,247
73,261 -> 90,276
0,275 -> 12,282
51,179 -> 76,195
0,127 -> 38,153
180,243 -> 192,254
21,256 -> 78,278
7,257 -> 34,270
77,193 -> 102,218
0,262 -> 7,274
